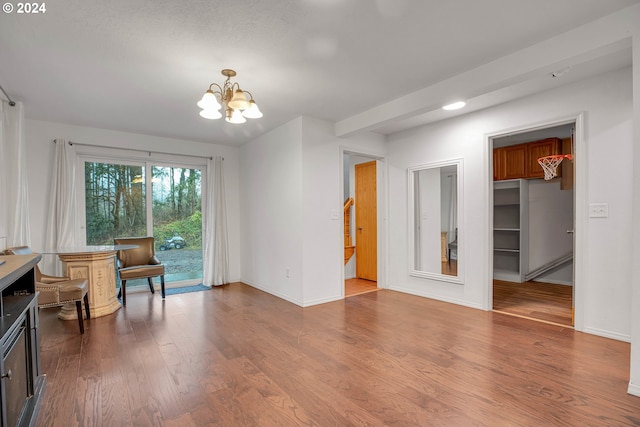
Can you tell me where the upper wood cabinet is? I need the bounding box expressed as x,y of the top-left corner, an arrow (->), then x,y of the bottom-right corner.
526,138 -> 561,179
494,138 -> 561,181
502,144 -> 528,180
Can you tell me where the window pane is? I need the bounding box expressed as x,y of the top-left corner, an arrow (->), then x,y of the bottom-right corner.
152,166 -> 203,282
84,162 -> 146,244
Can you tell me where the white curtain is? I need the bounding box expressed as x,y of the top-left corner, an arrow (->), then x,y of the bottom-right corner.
448,173 -> 457,244
203,156 -> 229,286
42,139 -> 79,275
0,101 -> 31,248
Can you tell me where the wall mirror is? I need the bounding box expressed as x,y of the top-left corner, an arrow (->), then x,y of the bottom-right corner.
408,159 -> 463,283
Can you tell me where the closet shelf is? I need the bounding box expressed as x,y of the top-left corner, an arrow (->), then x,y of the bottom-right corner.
493,179 -> 528,282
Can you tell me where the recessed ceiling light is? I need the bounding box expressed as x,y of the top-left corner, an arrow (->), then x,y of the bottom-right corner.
442,101 -> 466,111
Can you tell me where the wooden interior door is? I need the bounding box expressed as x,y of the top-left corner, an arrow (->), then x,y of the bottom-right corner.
355,161 -> 377,281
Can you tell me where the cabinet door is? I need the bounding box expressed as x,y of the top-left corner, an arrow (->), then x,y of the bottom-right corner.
526,138 -> 561,179
502,144 -> 527,180
493,148 -> 502,181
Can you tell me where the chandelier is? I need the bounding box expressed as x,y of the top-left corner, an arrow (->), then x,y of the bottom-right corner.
197,69 -> 263,124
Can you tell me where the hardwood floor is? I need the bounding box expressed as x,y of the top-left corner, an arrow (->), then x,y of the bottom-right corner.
345,277 -> 377,297
36,283 -> 639,426
493,279 -> 573,327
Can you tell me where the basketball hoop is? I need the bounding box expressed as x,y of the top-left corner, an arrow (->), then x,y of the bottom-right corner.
537,154 -> 573,180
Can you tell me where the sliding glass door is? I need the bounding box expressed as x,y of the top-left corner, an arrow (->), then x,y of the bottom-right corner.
83,159 -> 203,286
151,165 -> 203,282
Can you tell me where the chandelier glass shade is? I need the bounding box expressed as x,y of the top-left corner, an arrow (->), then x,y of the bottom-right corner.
198,69 -> 263,124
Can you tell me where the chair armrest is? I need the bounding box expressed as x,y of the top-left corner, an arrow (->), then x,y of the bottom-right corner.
148,256 -> 161,265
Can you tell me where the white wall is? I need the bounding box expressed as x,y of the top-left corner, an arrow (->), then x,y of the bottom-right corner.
417,168 -> 441,272
302,117 -> 346,304
440,170 -> 454,236
387,66 -> 634,342
239,118 -> 304,304
240,116 -> 385,306
22,119 -> 242,281
529,179 -> 573,285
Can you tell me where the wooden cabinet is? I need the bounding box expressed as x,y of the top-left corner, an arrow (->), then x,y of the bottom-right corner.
499,144 -> 528,180
0,254 -> 45,427
493,150 -> 500,181
494,138 -> 561,181
493,179 -> 528,282
526,138 -> 561,179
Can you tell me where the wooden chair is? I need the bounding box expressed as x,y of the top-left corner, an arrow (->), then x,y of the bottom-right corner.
3,246 -> 90,333
114,237 -> 165,306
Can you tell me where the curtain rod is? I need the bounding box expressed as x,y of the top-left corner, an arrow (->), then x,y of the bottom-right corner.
0,83 -> 16,106
60,140 -> 216,160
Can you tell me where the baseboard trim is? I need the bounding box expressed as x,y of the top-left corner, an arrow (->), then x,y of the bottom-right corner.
301,295 -> 343,307
582,326 -> 631,343
389,285 -> 484,311
240,280 -> 343,308
532,278 -> 573,286
241,279 -> 304,307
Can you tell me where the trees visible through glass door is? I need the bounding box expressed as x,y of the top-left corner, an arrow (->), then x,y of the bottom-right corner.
84,161 -> 203,286
84,162 -> 146,243
151,166 -> 203,282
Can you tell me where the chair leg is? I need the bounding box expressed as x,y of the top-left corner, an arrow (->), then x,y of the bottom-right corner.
148,277 -> 155,294
161,275 -> 165,299
84,293 -> 91,319
75,300 -> 85,334
121,280 -> 127,306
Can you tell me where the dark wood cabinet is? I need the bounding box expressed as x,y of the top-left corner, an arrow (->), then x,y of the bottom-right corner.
0,254 -> 45,427
494,138 -> 561,181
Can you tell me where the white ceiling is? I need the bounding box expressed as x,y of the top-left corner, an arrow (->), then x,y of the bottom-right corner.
0,0 -> 637,146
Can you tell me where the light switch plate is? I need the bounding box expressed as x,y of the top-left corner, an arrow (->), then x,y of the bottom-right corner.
589,203 -> 608,218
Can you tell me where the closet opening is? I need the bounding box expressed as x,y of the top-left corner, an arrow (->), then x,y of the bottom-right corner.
491,122 -> 575,327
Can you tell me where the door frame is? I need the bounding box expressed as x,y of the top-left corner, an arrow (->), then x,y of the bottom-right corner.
486,112 -> 585,331
340,146 -> 387,298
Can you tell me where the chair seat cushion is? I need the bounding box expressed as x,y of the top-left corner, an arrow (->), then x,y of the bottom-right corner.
58,278 -> 89,303
119,265 -> 165,280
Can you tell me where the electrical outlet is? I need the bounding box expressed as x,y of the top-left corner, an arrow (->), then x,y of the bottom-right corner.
589,203 -> 608,218
330,209 -> 340,220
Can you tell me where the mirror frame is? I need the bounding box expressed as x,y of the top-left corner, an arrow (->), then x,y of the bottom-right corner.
407,158 -> 464,284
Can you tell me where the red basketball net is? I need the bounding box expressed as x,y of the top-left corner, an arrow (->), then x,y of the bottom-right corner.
537,154 -> 573,180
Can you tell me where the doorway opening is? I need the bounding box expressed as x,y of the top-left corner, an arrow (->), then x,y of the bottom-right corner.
343,153 -> 379,298
490,122 -> 575,327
